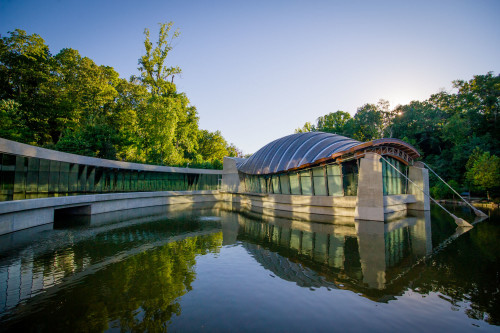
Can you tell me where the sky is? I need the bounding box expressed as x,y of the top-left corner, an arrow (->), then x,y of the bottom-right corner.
1,0 -> 499,154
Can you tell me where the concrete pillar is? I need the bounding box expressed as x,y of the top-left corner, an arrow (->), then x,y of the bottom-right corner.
354,152 -> 384,221
221,157 -> 241,192
408,163 -> 430,211
355,220 -> 386,289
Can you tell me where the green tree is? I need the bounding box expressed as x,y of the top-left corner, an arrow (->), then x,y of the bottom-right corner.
138,22 -> 181,96
198,130 -> 231,165
0,99 -> 26,140
295,121 -> 315,133
316,111 -> 352,134
0,29 -> 53,144
466,149 -> 500,200
349,103 -> 384,141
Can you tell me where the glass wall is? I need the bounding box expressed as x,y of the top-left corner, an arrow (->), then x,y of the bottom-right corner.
239,155 -> 410,198
241,162 -> 352,197
342,161 -> 358,196
382,156 -> 408,195
0,152 -> 220,202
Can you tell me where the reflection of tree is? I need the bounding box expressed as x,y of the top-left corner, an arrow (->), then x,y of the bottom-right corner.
4,232 -> 223,332
409,221 -> 500,325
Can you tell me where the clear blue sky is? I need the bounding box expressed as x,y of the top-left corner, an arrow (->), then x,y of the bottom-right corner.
1,0 -> 499,154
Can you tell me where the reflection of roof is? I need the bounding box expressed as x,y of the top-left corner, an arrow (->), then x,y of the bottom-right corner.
243,242 -> 337,289
237,132 -> 420,175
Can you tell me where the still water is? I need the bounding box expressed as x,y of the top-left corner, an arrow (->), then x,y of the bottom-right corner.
0,203 -> 498,332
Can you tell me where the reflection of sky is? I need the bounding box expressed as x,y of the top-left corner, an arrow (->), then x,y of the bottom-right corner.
1,0 -> 499,154
172,244 -> 495,332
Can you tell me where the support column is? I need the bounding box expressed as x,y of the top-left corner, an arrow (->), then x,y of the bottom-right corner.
354,152 -> 384,221
408,163 -> 430,211
221,157 -> 241,192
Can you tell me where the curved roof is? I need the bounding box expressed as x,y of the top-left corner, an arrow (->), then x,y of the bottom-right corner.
237,132 -> 420,175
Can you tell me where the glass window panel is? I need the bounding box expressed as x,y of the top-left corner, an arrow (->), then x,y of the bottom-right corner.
59,162 -> 70,193
38,159 -> 50,193
131,171 -> 138,191
94,167 -> 103,193
48,160 -> 60,193
289,173 -> 301,195
26,158 -> 39,193
300,170 -> 312,196
312,167 -> 327,196
342,161 -> 358,196
260,177 -> 267,193
272,176 -> 280,194
145,172 -> 151,191
154,172 -> 160,191
68,164 -> 79,193
14,156 -> 27,197
1,154 -> 16,196
327,164 -> 343,196
77,165 -> 87,192
87,166 -> 95,192
279,174 -> 290,195
111,169 -> 118,192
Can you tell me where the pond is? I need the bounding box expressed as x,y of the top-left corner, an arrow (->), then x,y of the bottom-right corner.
0,203 -> 498,332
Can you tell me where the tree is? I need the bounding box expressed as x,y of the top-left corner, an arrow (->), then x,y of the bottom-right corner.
466,149 -> 500,200
0,99 -> 26,140
138,22 -> 181,96
198,130 -> 231,164
295,121 -> 315,133
0,27 -> 239,168
0,29 -> 53,144
350,103 -> 384,141
316,111 -> 352,134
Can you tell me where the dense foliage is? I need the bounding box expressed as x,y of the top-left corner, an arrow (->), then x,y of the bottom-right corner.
0,25 -> 241,168
296,73 -> 500,200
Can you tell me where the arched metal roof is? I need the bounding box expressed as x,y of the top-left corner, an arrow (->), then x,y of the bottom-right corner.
237,132 -> 420,175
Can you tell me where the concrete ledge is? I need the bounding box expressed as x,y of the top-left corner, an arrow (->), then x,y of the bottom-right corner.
0,191 -> 221,235
0,190 -> 220,215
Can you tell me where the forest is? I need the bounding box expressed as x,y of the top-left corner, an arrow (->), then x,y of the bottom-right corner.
0,24 -> 240,169
296,73 -> 500,200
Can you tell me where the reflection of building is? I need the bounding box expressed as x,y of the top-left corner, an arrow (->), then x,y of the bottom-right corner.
234,210 -> 432,300
0,205 -> 222,314
222,132 -> 430,221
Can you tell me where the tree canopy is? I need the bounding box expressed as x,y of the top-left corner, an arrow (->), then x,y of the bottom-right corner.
0,25 -> 240,169
296,73 -> 500,200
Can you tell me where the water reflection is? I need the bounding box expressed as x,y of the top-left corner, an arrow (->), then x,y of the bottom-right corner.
235,210 -> 434,298
233,205 -> 500,324
0,203 -> 224,331
0,203 -> 498,331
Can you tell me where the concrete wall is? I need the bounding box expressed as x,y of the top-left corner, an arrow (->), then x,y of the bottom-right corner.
0,191 -> 222,235
408,163 -> 431,211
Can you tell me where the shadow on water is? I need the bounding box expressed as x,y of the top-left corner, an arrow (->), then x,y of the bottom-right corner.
0,202 -> 498,331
